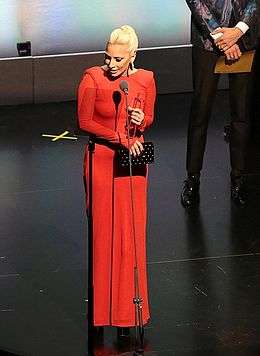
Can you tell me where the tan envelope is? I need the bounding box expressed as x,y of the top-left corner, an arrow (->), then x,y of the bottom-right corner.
214,50 -> 255,74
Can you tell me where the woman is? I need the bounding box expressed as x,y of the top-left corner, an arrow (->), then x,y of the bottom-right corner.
78,25 -> 156,334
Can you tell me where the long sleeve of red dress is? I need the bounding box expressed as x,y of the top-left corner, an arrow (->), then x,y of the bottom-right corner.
138,77 -> 156,133
78,72 -> 121,144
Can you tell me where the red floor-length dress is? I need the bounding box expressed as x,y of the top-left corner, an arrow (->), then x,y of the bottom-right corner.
78,66 -> 156,327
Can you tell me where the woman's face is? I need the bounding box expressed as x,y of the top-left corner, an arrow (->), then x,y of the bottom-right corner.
105,43 -> 134,78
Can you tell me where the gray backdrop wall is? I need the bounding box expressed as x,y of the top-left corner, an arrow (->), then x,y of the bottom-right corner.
0,46 -> 193,105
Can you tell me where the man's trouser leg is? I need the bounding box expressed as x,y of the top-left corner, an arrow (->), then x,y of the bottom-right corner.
229,71 -> 253,176
186,46 -> 220,174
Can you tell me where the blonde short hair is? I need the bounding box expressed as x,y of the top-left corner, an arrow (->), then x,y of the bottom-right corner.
107,25 -> 138,54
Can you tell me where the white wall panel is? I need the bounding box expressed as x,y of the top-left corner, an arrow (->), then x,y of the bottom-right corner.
0,0 -> 190,58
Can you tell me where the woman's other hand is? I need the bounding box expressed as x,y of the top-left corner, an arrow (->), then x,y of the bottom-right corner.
128,106 -> 144,126
130,139 -> 144,156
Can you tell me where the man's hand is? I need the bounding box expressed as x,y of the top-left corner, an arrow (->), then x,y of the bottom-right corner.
224,44 -> 242,61
212,27 -> 243,51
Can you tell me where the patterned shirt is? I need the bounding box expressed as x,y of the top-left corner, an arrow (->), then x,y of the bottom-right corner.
185,0 -> 258,51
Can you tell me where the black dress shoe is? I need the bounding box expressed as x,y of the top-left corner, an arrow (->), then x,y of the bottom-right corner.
231,176 -> 246,205
90,326 -> 104,345
117,327 -> 130,338
91,326 -> 104,338
181,176 -> 200,208
93,326 -> 104,334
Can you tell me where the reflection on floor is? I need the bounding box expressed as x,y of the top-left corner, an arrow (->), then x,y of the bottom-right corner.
0,91 -> 260,355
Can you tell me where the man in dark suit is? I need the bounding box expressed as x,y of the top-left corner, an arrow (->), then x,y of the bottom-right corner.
181,0 -> 258,207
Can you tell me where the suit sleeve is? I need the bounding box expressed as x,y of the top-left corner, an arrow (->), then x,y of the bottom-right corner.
77,73 -> 122,144
185,0 -> 220,33
138,75 -> 156,133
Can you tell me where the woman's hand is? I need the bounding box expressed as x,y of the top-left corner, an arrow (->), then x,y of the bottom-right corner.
130,139 -> 144,157
128,106 -> 144,126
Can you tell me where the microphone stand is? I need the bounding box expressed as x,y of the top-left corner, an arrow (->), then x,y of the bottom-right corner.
87,137 -> 95,355
122,86 -> 145,355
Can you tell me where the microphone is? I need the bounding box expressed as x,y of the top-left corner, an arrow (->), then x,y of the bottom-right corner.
120,80 -> 129,94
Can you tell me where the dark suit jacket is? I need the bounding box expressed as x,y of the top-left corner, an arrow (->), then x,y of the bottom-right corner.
185,0 -> 258,52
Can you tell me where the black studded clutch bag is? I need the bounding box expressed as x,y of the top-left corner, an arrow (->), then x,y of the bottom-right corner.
117,142 -> 154,167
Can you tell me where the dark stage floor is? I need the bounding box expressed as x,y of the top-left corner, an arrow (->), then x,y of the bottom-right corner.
0,91 -> 260,356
